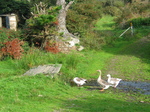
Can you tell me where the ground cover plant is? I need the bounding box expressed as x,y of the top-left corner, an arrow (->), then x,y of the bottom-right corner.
0,49 -> 150,111
0,14 -> 150,112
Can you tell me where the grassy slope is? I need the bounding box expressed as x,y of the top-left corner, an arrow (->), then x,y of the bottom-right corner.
0,74 -> 150,112
94,15 -> 116,31
0,16 -> 150,112
104,37 -> 150,81
96,15 -> 150,81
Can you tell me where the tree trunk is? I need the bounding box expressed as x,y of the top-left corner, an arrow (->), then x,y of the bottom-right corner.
56,0 -> 79,44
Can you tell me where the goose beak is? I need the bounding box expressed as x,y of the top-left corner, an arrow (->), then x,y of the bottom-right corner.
97,70 -> 101,71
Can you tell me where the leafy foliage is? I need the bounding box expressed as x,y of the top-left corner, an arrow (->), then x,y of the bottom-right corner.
66,0 -> 103,50
34,15 -> 55,27
127,17 -> 150,28
114,3 -> 150,28
0,27 -> 21,45
103,6 -> 122,16
44,41 -> 60,54
28,0 -> 56,6
23,4 -> 60,49
1,38 -> 24,59
0,28 -> 27,60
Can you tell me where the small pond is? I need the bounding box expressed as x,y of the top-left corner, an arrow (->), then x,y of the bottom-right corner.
85,80 -> 150,95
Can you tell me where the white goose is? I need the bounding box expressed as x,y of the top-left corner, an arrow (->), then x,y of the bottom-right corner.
97,70 -> 115,91
73,77 -> 87,87
107,74 -> 122,88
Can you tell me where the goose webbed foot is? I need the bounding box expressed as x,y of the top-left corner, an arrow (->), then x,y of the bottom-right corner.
100,88 -> 104,91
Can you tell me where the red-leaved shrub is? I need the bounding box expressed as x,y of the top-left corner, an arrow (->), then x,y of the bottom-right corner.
1,38 -> 24,59
44,41 -> 59,54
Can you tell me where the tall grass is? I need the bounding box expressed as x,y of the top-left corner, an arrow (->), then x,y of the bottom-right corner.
0,48 -> 114,80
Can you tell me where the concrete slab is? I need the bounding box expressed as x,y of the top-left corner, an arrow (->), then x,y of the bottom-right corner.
23,64 -> 62,76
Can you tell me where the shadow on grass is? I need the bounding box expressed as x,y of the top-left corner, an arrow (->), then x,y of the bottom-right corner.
85,79 -> 150,95
95,25 -> 150,63
118,36 -> 150,58
94,26 -> 150,82
101,23 -> 116,29
96,25 -> 150,65
61,96 -> 150,112
104,35 -> 150,72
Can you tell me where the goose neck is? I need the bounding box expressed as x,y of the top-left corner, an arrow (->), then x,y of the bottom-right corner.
98,71 -> 101,81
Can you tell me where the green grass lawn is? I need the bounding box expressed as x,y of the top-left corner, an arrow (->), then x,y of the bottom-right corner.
0,75 -> 150,112
94,15 -> 116,31
0,48 -> 149,112
0,15 -> 150,112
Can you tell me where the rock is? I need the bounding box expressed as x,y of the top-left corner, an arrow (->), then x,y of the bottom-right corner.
23,64 -> 62,77
77,46 -> 84,51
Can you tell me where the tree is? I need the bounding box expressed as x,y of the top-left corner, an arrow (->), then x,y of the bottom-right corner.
23,2 -> 60,48
56,0 -> 79,44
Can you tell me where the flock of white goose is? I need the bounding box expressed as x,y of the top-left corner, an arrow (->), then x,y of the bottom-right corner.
73,70 -> 122,91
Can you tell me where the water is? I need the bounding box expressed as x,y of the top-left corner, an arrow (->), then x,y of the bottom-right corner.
118,81 -> 150,95
85,80 -> 150,95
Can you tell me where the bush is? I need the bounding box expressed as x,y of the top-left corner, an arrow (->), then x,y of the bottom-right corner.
67,0 -> 102,36
128,17 -> 150,28
0,28 -> 22,48
103,6 -> 122,16
115,3 -> 150,28
44,41 -> 59,54
1,38 -> 24,59
0,28 -> 27,60
81,30 -> 105,50
23,5 -> 60,49
66,0 -> 104,49
0,28 -> 19,42
113,1 -> 124,7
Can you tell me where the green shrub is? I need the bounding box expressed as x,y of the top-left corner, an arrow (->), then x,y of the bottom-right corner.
128,17 -> 150,28
67,10 -> 88,36
0,28 -> 29,60
113,1 -> 124,7
22,5 -> 60,50
67,0 -> 102,35
115,3 -> 150,28
103,6 -> 122,16
81,30 -> 105,50
0,28 -> 22,47
67,0 -> 103,49
0,28 -> 8,45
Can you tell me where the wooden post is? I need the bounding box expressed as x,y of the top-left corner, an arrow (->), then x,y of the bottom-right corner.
119,23 -> 134,38
130,22 -> 133,36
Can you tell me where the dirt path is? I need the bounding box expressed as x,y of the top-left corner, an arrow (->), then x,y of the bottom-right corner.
104,36 -> 150,81
86,36 -> 150,94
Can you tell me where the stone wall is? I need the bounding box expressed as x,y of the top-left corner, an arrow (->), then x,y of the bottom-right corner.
56,41 -> 76,53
